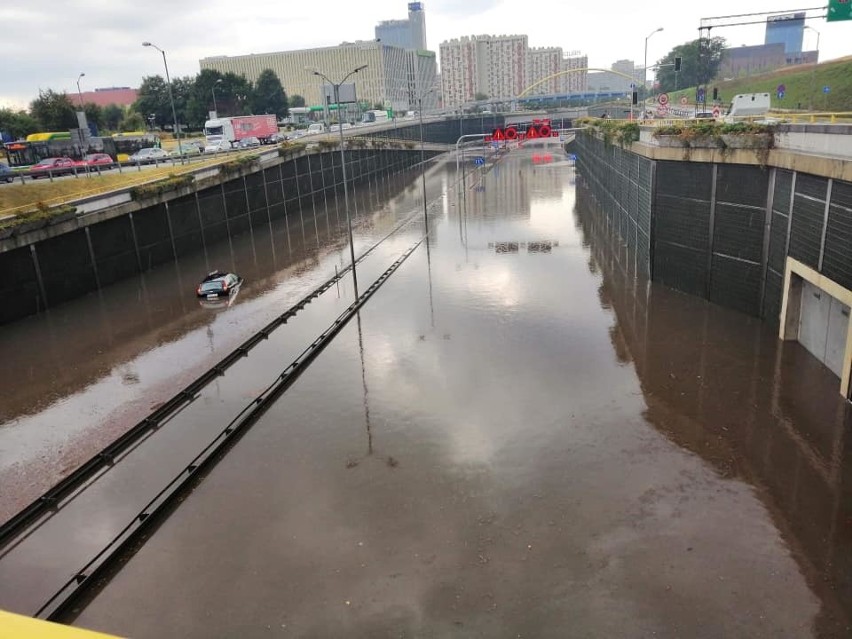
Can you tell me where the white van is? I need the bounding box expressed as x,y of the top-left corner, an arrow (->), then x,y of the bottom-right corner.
306,123 -> 326,135
724,93 -> 771,122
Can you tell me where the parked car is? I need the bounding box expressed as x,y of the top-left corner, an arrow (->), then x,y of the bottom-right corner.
129,147 -> 171,164
81,153 -> 116,169
0,162 -> 14,183
177,141 -> 204,155
196,271 -> 242,300
204,139 -> 232,153
29,157 -> 77,179
237,136 -> 260,149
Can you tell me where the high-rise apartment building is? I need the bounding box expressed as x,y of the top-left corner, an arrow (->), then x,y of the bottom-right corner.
560,52 -> 588,93
440,34 -> 528,106
527,47 -> 562,96
439,37 -> 479,107
441,36 -> 587,106
375,2 -> 428,51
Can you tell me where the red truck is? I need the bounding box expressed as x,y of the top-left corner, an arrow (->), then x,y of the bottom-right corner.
203,114 -> 278,148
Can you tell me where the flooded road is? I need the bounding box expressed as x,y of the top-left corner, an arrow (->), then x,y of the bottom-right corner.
0,159 -> 433,520
49,147 -> 852,637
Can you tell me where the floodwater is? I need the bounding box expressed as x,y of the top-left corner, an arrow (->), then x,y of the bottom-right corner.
0,159 -> 430,521
4,146 -> 852,637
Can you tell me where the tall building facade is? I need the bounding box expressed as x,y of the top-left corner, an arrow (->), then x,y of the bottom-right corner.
765,12 -> 805,55
527,47 -> 562,96
406,50 -> 439,110
439,37 -> 479,106
440,34 -> 528,106
200,42 -> 413,112
441,35 -> 587,107
375,2 -> 427,51
560,52 -> 588,93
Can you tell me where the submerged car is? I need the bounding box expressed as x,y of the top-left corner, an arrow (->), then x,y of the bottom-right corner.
196,271 -> 242,300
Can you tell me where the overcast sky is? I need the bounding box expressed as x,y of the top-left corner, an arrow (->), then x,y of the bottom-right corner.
0,1 -> 848,109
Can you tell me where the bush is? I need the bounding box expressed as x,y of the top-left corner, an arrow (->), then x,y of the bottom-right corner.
219,154 -> 259,175
130,174 -> 195,201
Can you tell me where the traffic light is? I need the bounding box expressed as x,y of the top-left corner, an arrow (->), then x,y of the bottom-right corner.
674,56 -> 682,72
712,87 -> 719,101
632,91 -> 638,105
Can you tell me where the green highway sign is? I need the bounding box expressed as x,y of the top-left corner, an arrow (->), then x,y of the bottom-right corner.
827,0 -> 852,22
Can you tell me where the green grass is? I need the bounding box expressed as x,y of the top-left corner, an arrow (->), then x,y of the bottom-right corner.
665,56 -> 852,112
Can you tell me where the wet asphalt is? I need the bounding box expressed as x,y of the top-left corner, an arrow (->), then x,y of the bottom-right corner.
2,145 -> 852,637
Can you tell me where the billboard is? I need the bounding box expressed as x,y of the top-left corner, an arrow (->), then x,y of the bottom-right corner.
322,83 -> 357,104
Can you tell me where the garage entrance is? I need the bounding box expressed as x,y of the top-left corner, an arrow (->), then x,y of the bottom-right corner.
780,258 -> 852,399
799,280 -> 851,378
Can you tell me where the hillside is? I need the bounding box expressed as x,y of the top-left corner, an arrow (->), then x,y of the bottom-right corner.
667,57 -> 852,112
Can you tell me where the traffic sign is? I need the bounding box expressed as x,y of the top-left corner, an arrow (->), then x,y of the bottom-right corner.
680,96 -> 688,106
828,0 -> 852,22
658,93 -> 669,106
823,86 -> 831,94
712,106 -> 721,118
777,83 -> 786,93
777,89 -> 785,100
474,156 -> 485,166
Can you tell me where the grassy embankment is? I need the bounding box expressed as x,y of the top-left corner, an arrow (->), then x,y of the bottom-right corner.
667,56 -> 852,112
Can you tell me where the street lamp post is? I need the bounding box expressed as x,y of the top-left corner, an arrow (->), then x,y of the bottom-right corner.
142,41 -> 184,162
805,26 -> 820,111
642,27 -> 663,119
212,78 -> 223,116
312,65 -> 368,295
417,88 -> 436,229
76,73 -> 86,109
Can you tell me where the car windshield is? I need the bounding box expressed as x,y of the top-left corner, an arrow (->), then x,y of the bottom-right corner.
200,280 -> 224,292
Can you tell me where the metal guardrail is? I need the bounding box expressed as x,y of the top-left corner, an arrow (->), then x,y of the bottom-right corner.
0,151 -> 253,218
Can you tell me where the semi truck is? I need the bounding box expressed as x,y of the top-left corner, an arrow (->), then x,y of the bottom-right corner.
203,115 -> 278,148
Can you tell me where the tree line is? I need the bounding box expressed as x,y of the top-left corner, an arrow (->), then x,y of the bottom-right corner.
0,68 -> 306,140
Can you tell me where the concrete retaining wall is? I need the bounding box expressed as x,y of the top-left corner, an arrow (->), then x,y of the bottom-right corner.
0,148 -> 429,325
575,131 -> 852,324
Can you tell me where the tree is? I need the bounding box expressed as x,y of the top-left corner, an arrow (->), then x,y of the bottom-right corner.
83,103 -> 104,131
655,37 -> 726,94
102,104 -> 124,131
251,69 -> 288,118
187,68 -> 225,126
134,75 -> 172,129
290,94 -> 306,108
0,108 -> 40,139
30,89 -> 78,131
119,112 -> 147,132
170,76 -> 196,130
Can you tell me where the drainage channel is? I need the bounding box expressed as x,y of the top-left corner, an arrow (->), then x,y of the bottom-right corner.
0,209 -> 422,551
0,230 -> 426,621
